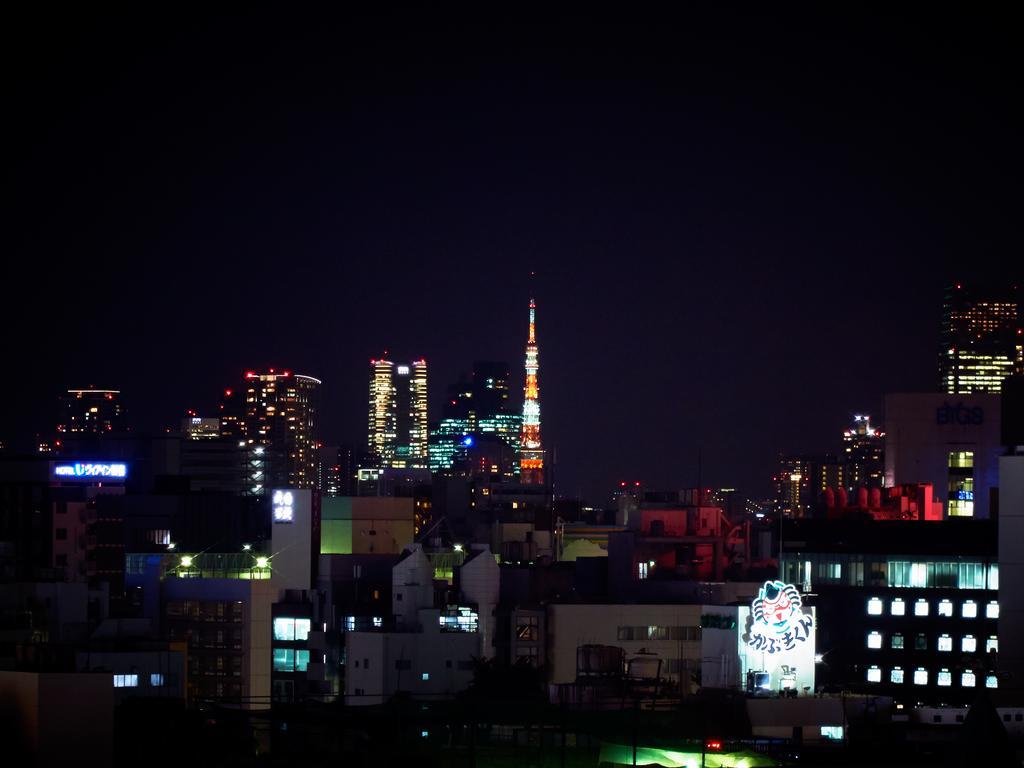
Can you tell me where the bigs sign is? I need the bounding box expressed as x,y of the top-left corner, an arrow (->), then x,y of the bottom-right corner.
936,401 -> 984,426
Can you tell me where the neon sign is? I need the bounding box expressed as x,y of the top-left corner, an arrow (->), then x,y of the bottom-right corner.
272,489 -> 294,523
745,580 -> 813,655
53,462 -> 127,480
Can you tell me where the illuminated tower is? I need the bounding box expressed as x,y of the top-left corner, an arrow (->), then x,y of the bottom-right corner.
367,358 -> 428,469
519,299 -> 545,484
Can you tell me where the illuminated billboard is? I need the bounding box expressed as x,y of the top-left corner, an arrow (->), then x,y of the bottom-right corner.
272,490 -> 295,522
738,581 -> 816,695
52,462 -> 127,481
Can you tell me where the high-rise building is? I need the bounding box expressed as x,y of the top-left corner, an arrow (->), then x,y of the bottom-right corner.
367,358 -> 428,469
218,370 -> 321,491
939,282 -> 1022,394
429,361 -> 521,477
843,414 -> 885,490
519,299 -> 544,485
57,388 -> 125,436
772,455 -> 814,518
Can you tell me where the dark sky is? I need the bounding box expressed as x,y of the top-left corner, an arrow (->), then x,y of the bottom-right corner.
4,8 -> 1020,503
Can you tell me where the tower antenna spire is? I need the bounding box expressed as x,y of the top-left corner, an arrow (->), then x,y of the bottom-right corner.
519,283 -> 544,485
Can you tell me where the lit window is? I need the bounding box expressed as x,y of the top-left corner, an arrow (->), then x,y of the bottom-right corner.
938,635 -> 952,652
962,671 -> 976,688
150,674 -> 164,687
987,636 -> 998,653
866,666 -> 881,683
638,562 -> 648,580
910,563 -> 928,588
820,726 -> 844,740
273,618 -> 295,641
373,617 -> 383,628
867,598 -> 883,615
962,601 -> 977,618
867,631 -> 882,649
938,600 -> 953,617
986,675 -> 998,689
422,672 -> 430,681
937,669 -> 952,687
986,601 -> 999,619
295,618 -> 311,640
891,667 -> 904,684
962,635 -> 977,653
113,674 -> 139,688
295,650 -> 310,672
891,599 -> 905,616
273,648 -> 295,672
345,616 -> 356,631
914,599 -> 929,617
914,668 -> 928,686
891,633 -> 904,650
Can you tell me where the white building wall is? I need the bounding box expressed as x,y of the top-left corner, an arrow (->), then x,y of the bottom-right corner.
345,608 -> 480,705
392,546 -> 434,629
459,546 -> 500,657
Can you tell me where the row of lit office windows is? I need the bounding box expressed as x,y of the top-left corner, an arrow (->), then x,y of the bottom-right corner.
866,666 -> 995,688
113,673 -> 165,688
867,631 -> 997,653
785,558 -> 996,590
867,597 -> 997,618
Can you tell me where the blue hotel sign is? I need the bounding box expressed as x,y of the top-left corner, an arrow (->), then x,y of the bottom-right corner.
52,462 -> 127,480
936,402 -> 984,426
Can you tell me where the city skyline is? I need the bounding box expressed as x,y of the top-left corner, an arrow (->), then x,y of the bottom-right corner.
4,8 -> 1020,503
3,8 -> 1024,763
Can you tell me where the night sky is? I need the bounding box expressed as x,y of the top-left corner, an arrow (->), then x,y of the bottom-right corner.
5,8 -> 1020,503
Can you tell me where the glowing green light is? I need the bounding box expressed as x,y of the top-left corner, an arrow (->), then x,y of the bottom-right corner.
256,556 -> 270,569
180,556 -> 193,568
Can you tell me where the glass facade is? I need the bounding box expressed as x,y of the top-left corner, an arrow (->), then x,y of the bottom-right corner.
784,555 -> 996,590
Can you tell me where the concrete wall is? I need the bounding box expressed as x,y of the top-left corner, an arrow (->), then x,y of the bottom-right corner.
392,546 -> 434,629
271,488 -> 313,590
321,497 -> 414,555
459,546 -> 500,657
547,604 -> 704,685
884,393 -> 1001,518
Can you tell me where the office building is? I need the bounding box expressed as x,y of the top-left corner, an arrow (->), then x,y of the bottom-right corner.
939,282 -> 1021,394
182,414 -> 220,439
884,392 -> 1001,518
842,414 -> 885,490
781,517 -> 998,705
367,358 -> 428,469
519,299 -> 544,485
429,361 -> 521,477
772,456 -> 814,518
57,388 -> 125,436
218,370 -> 321,491
997,376 -> 1024,692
